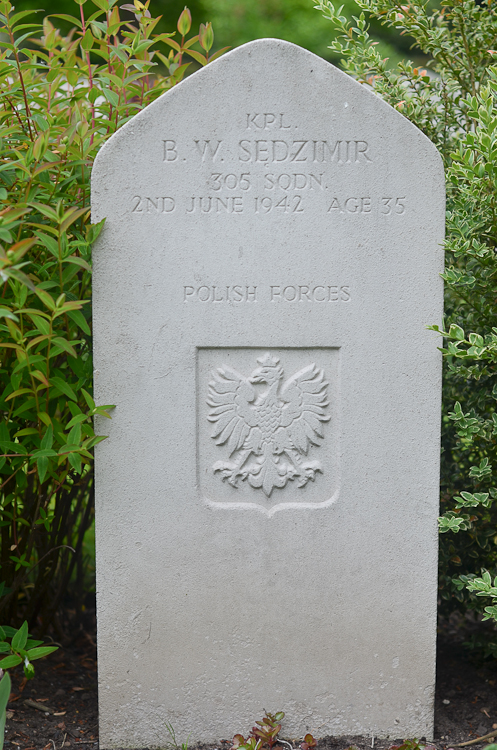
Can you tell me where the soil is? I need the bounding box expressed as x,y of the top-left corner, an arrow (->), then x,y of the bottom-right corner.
4,612 -> 497,750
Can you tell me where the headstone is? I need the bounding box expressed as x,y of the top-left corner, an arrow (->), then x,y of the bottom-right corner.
91,39 -> 444,749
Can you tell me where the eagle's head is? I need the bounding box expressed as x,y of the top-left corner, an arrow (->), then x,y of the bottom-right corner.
249,353 -> 283,385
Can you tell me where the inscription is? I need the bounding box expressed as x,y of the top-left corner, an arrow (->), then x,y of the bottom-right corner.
246,113 -> 292,130
184,285 -> 257,303
270,285 -> 350,302
327,196 -> 406,214
183,285 -> 351,302
186,196 -> 244,214
132,196 -> 176,213
162,138 -> 372,164
131,194 -> 407,217
238,139 -> 371,164
208,352 -> 330,497
254,196 -> 303,213
264,173 -> 323,191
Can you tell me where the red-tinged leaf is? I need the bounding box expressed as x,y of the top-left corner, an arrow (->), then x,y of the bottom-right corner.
209,46 -> 230,62
170,62 -> 190,82
47,12 -> 83,28
5,269 -> 36,292
185,48 -> 207,65
177,6 -> 191,35
0,343 -> 24,351
5,388 -> 33,402
182,34 -> 199,49
51,337 -> 78,357
7,237 -> 38,260
198,22 -> 213,52
31,370 -> 50,387
29,202 -> 59,223
35,288 -> 56,311
33,162 -> 62,177
163,37 -> 181,52
60,206 -> 89,233
63,255 -> 91,271
26,334 -> 51,350
0,204 -> 30,220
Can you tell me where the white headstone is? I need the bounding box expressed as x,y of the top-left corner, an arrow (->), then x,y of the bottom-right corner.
91,39 -> 444,748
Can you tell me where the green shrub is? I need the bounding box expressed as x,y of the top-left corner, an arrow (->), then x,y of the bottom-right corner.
0,0 -> 226,629
315,0 -> 497,646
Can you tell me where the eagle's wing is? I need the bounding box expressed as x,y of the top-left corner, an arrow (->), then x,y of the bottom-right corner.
207,365 -> 258,455
279,364 -> 330,454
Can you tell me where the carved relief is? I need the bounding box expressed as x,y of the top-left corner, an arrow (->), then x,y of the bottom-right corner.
207,352 -> 330,497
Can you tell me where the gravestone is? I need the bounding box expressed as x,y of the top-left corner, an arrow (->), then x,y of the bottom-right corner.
91,39 -> 444,749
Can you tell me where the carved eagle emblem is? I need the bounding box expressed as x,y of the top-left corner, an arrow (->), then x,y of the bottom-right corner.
207,353 -> 330,497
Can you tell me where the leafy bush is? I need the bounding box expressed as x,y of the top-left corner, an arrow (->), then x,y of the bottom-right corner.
0,0 -> 226,630
315,0 -> 497,643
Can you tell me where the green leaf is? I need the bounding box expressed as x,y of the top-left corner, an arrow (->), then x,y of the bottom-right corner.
35,288 -> 56,311
0,654 -> 22,679
103,88 -> 119,107
81,27 -> 94,51
68,451 -> 82,472
63,255 -> 91,272
66,413 -> 88,428
81,388 -> 96,410
67,309 -> 91,335
448,324 -> 465,341
40,425 -> 53,451
0,671 -> 11,744
26,645 -> 58,661
51,337 -> 78,356
25,639 -> 43,649
23,661 -> 35,680
185,48 -> 207,66
10,621 -> 28,652
50,376 -> 77,401
37,455 -> 49,483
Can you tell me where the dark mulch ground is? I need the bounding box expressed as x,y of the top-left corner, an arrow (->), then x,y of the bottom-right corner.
5,610 -> 497,750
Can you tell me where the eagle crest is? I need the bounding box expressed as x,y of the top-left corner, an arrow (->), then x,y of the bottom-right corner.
207,353 -> 330,497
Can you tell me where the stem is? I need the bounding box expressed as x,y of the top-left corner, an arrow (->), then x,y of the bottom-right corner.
80,4 -> 96,146
6,20 -> 36,142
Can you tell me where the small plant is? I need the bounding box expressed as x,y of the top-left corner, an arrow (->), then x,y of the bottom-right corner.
389,741 -> 436,750
165,721 -> 191,750
231,711 -> 316,750
0,620 -> 57,750
0,619 -> 57,678
232,711 -> 285,750
300,735 -> 317,750
0,670 -> 10,750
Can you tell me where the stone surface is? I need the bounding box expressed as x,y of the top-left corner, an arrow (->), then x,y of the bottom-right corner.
91,39 -> 444,749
